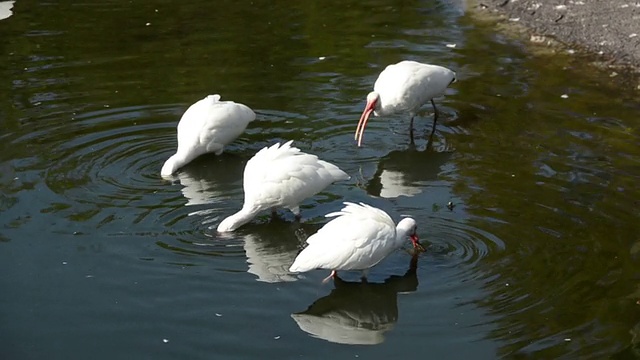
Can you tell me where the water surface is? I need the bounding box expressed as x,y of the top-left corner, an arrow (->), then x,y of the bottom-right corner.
1,1 -> 639,359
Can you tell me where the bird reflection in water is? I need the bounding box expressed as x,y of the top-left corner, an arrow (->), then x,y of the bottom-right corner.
169,158 -> 317,283
291,255 -> 420,345
366,146 -> 452,199
167,154 -> 245,216
175,171 -> 224,217
240,229 -> 302,283
235,219 -> 322,283
0,1 -> 15,21
235,221 -> 322,283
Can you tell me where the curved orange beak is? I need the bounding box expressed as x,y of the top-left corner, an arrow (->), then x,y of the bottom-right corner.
354,98 -> 376,147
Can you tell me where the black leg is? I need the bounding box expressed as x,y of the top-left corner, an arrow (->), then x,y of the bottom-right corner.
425,99 -> 439,150
429,99 -> 439,137
426,126 -> 436,151
409,116 -> 415,145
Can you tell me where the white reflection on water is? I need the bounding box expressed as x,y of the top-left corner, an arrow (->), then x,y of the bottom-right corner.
292,255 -> 419,345
379,169 -> 423,198
366,147 -> 453,199
0,1 -> 15,21
242,233 -> 299,283
170,154 -> 244,217
176,168 -> 301,283
176,171 -> 224,216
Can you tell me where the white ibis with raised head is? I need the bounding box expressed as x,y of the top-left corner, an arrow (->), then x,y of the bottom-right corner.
216,141 -> 350,232
355,60 -> 456,147
161,94 -> 256,176
289,202 -> 423,282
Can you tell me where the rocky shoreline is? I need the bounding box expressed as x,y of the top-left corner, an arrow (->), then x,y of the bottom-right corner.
469,0 -> 640,79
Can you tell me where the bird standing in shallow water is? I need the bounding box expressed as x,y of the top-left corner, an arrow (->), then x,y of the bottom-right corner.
161,94 -> 255,176
355,60 -> 456,147
216,141 -> 350,232
289,202 -> 423,283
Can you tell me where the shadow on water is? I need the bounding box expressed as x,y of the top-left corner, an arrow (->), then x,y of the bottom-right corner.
365,146 -> 454,199
292,254 -> 420,345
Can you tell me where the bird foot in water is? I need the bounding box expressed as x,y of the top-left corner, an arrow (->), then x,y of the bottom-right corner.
322,270 -> 337,284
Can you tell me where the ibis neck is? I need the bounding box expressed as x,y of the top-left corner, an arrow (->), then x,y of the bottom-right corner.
217,206 -> 259,232
161,152 -> 195,176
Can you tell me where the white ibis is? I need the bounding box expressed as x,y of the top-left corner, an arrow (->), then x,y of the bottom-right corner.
288,202 -> 423,282
355,60 -> 456,146
216,140 -> 350,232
161,94 -> 256,176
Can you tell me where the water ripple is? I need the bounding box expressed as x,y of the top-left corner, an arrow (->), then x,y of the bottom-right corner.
43,105 -> 176,207
426,217 -> 506,281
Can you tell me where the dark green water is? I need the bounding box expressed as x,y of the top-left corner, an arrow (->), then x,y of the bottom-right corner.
1,1 -> 639,359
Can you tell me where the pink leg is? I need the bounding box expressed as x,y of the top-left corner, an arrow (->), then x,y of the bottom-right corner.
321,270 -> 337,284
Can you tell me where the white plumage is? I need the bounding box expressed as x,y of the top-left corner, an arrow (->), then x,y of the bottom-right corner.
289,202 -> 421,281
216,140 -> 350,232
161,94 -> 256,176
355,60 -> 456,146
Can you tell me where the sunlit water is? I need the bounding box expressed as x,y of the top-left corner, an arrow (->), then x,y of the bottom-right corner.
1,1 -> 639,359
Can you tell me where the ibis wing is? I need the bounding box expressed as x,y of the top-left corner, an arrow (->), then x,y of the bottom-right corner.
374,61 -> 455,113
243,141 -> 347,209
291,215 -> 395,272
176,95 -> 255,151
198,99 -> 255,149
289,202 -> 398,272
